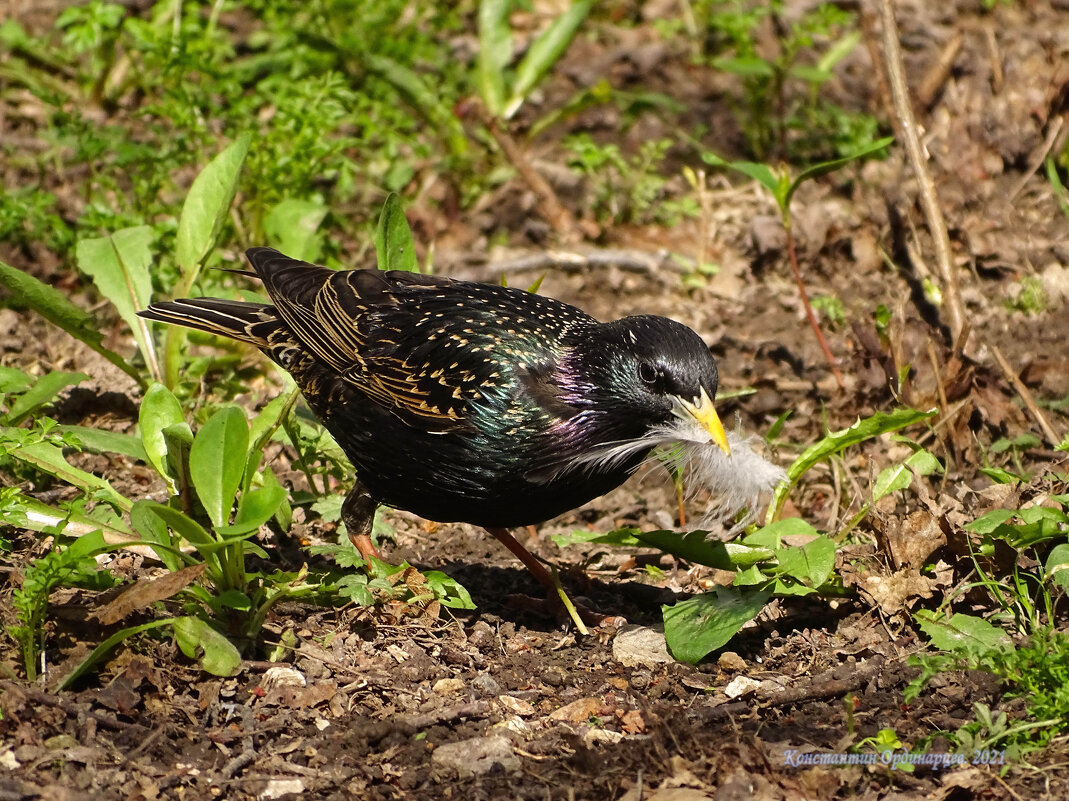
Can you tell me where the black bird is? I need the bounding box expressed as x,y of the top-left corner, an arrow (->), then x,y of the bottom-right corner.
139,248 -> 730,596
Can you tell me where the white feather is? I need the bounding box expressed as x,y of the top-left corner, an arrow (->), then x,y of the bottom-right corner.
560,417 -> 786,533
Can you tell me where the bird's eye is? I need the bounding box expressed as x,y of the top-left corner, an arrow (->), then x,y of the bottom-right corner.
638,361 -> 657,385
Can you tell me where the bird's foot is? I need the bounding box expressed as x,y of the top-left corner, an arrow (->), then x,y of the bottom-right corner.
342,482 -> 381,564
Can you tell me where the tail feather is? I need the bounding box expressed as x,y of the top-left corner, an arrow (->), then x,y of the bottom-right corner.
138,298 -> 278,348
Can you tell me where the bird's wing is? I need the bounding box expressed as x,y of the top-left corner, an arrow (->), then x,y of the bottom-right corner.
247,249 -> 583,432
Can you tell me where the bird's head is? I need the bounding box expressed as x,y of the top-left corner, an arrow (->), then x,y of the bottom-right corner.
562,315 -> 730,456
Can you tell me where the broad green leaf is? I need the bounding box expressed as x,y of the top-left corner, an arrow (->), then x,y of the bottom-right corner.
506,0 -> 592,119
744,517 -> 822,547
772,535 -> 837,587
54,425 -> 148,461
221,485 -> 287,536
76,225 -> 160,382
478,0 -> 512,116
872,448 -> 944,502
663,586 -> 771,663
173,616 -> 241,676
769,407 -> 936,522
424,570 -> 476,609
0,489 -> 131,539
914,610 -> 1012,657
131,499 -> 182,571
264,198 -> 328,263
139,382 -> 188,493
550,527 -> 643,548
0,260 -> 141,385
175,134 -> 250,281
0,365 -> 33,393
373,194 -> 418,273
634,530 -> 774,569
1046,544 -> 1069,590
334,574 -> 374,605
189,405 -> 248,529
6,370 -> 88,425
12,441 -> 131,511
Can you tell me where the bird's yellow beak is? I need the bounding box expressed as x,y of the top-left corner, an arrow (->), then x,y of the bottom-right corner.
677,386 -> 730,455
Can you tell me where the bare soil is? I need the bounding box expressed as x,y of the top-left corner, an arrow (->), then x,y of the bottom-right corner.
3,2 -> 1069,800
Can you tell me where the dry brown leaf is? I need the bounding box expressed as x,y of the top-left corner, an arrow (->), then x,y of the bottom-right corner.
548,696 -> 602,723
91,564 -> 207,625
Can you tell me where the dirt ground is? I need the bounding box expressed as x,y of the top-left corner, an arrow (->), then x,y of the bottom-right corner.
3,1 -> 1069,799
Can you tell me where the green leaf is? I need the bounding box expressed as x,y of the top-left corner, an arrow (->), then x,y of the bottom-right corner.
0,489 -> 131,539
424,570 -> 476,609
914,610 -> 1012,657
872,448 -> 944,502
139,382 -> 189,493
772,535 -> 836,588
633,530 -> 775,570
175,135 -> 251,281
0,260 -> 141,386
373,194 -> 418,273
172,616 -> 241,676
550,527 -> 643,548
54,425 -> 148,461
222,485 -> 287,536
12,441 -> 131,512
711,55 -> 776,77
663,586 -> 771,663
6,371 -> 88,425
264,198 -> 328,263
0,365 -> 33,393
744,517 -> 822,547
58,618 -> 176,690
786,136 -> 894,208
189,405 -> 248,529
700,150 -> 780,194
770,407 -> 936,522
1046,544 -> 1069,591
76,225 -> 160,382
131,499 -> 182,571
506,0 -> 592,118
478,0 -> 512,116
142,501 -> 220,579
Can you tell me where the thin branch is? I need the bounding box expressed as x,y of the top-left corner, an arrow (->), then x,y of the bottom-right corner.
990,345 -> 1062,447
876,0 -> 965,345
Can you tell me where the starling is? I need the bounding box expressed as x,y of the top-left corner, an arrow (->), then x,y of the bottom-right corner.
140,248 -> 731,597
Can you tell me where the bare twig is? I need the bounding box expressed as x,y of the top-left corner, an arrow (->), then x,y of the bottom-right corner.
483,113 -> 580,242
990,345 -> 1062,447
916,31 -> 964,109
1008,115 -> 1065,201
785,226 -> 845,389
876,0 -> 965,345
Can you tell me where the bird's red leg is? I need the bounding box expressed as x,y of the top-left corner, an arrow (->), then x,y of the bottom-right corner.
485,526 -> 556,593
342,483 -> 381,562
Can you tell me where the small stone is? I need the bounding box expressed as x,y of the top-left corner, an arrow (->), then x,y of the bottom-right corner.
496,695 -> 536,716
433,678 -> 466,696
723,676 -> 761,699
431,734 -> 519,778
261,666 -> 306,690
612,625 -> 674,668
717,651 -> 746,672
259,778 -> 304,799
472,673 -> 502,696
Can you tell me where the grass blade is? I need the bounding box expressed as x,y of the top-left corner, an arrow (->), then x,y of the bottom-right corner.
507,0 -> 592,119
0,260 -> 142,386
478,0 -> 512,117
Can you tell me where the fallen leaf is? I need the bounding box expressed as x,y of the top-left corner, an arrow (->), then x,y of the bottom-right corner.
92,564 -> 207,625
